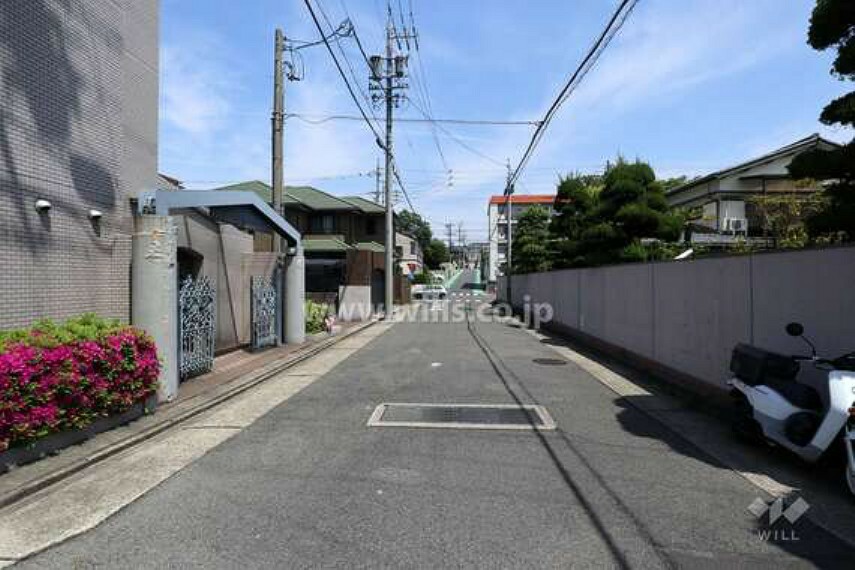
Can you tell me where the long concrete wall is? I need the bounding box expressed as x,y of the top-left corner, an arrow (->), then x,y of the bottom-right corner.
499,246 -> 855,395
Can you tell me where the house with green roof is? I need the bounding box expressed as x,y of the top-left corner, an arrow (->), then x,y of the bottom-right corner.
214,181 -> 396,319
215,181 -> 386,251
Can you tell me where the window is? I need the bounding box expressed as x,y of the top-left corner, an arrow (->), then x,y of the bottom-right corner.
366,218 -> 377,235
310,214 -> 334,234
410,242 -> 416,255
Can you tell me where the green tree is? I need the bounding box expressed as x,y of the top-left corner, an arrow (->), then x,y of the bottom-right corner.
582,159 -> 683,265
423,239 -> 449,269
396,210 -> 433,250
549,173 -> 602,268
788,0 -> 855,240
512,204 -> 552,274
659,176 -> 689,193
747,193 -> 826,248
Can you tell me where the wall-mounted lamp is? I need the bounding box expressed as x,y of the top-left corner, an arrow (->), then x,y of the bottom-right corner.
35,199 -> 52,212
88,209 -> 103,220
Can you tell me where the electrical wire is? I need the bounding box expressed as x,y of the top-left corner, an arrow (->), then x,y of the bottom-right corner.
303,0 -> 385,150
405,1 -> 449,172
306,0 -> 421,216
285,112 -> 539,126
506,0 -> 639,193
314,0 -> 382,130
408,98 -> 506,167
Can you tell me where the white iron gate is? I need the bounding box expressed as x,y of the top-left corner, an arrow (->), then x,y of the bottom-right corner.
251,275 -> 278,350
178,275 -> 216,379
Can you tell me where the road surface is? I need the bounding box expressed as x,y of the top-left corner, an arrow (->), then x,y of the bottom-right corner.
16,272 -> 855,568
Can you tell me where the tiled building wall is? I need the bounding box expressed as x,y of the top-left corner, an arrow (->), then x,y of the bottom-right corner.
0,0 -> 158,329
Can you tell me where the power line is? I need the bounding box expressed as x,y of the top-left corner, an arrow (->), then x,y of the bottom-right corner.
406,1 -> 448,172
314,0 -> 382,131
309,0 -> 420,220
303,0 -> 385,149
391,158 -> 417,212
505,0 -> 639,193
408,98 -> 506,167
285,112 -> 539,126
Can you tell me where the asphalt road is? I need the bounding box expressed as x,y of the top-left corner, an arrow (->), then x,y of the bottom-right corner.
17,273 -> 855,568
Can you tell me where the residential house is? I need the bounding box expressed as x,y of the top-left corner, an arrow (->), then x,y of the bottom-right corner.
487,194 -> 558,282
666,134 -> 841,243
214,182 -> 392,319
395,231 -> 424,278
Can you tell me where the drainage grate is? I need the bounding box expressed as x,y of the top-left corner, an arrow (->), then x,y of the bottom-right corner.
367,403 -> 556,430
533,358 -> 567,366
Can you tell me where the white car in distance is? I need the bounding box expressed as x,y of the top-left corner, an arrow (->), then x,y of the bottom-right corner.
412,284 -> 448,300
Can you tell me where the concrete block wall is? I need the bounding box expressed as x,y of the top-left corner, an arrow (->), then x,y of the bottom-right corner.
0,0 -> 159,330
176,213 -> 255,352
500,246 -> 855,394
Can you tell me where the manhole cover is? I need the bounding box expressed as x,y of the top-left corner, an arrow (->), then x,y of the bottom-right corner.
533,358 -> 567,366
367,403 -> 556,430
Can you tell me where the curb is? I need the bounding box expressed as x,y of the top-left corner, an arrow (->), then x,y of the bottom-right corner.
0,319 -> 379,510
522,320 -> 855,551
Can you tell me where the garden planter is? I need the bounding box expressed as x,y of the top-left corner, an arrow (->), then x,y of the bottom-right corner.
0,395 -> 157,474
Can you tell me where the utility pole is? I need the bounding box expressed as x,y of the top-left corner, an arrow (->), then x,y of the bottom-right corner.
457,221 -> 466,266
369,10 -> 413,319
383,20 -> 395,319
374,157 -> 382,204
272,28 -> 285,254
505,159 -> 514,305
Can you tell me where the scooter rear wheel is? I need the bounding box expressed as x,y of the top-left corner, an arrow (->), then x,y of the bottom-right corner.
731,390 -> 764,444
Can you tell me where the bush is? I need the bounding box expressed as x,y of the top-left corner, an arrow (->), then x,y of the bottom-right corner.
411,271 -> 431,285
305,301 -> 332,334
0,314 -> 160,451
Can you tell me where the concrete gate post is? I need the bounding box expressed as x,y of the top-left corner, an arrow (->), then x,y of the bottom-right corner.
132,215 -> 179,402
284,244 -> 305,344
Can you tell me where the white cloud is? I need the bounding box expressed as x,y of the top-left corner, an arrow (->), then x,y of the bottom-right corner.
567,0 -> 796,113
161,43 -> 232,137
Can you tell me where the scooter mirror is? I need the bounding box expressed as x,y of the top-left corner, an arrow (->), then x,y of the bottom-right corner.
786,322 -> 804,337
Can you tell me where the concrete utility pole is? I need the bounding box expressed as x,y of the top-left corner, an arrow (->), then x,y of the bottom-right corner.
369,12 -> 413,319
271,28 -> 306,345
505,159 -> 513,305
374,157 -> 382,204
272,28 -> 285,254
383,20 -> 395,319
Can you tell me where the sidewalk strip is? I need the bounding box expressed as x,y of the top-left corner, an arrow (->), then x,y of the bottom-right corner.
0,321 -> 395,565
0,319 -> 381,511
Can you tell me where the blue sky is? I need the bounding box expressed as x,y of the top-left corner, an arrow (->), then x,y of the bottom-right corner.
159,0 -> 850,242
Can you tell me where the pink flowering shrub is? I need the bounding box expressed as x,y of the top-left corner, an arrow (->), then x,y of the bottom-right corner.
0,314 -> 159,452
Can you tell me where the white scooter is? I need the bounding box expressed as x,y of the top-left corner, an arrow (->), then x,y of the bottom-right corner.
728,322 -> 855,497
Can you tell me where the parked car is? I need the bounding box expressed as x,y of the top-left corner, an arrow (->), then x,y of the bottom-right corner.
412,284 -> 447,300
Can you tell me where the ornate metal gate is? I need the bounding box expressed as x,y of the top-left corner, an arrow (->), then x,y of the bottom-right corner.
178,276 -> 216,379
251,275 -> 278,350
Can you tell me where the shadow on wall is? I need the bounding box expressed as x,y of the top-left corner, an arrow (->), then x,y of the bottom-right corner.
0,0 -> 119,248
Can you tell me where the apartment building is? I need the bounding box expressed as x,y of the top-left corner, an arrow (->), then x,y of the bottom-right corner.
486,194 -> 557,282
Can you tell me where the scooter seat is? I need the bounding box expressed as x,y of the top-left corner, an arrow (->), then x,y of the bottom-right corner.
764,378 -> 823,411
